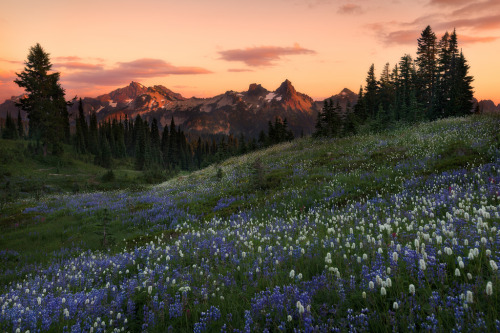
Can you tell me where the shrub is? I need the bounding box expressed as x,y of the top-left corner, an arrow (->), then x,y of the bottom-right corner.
101,169 -> 115,182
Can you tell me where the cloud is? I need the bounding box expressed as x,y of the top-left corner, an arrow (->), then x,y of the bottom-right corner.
428,0 -> 470,6
382,29 -> 421,45
452,0 -> 500,16
436,14 -> 500,31
227,68 -> 254,72
0,70 -> 17,84
401,14 -> 443,27
54,56 -> 82,61
456,34 -> 499,44
54,62 -> 104,71
62,58 -> 212,86
377,27 -> 498,46
367,8 -> 500,47
219,43 -> 316,67
0,58 -> 23,65
337,3 -> 363,15
291,0 -> 335,8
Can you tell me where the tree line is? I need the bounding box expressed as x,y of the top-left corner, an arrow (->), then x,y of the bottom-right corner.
314,26 -> 475,138
74,103 -> 294,172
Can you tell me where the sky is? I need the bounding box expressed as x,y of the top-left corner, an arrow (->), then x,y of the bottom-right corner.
1,0 -> 499,104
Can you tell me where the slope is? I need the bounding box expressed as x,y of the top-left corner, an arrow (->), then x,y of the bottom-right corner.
0,114 -> 499,332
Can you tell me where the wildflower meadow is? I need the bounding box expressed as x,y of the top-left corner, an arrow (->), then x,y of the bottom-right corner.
1,115 -> 499,332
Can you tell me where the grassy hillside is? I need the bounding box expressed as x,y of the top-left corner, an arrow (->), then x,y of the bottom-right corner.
0,139 -> 156,205
1,115 -> 499,332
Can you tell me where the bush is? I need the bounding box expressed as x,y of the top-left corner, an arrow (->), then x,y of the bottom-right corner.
250,158 -> 265,190
216,167 -> 224,181
101,169 -> 115,182
143,166 -> 173,184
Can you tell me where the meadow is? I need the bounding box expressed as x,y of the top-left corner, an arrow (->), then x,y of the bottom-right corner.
1,115 -> 499,332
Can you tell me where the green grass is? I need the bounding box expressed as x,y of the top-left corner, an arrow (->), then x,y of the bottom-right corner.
0,139 -> 149,204
0,114 -> 499,332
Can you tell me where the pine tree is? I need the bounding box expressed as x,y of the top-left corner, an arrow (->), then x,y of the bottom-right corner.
14,43 -> 71,156
390,64 -> 402,120
416,25 -> 437,117
398,54 -> 417,118
17,110 -> 23,139
150,118 -> 161,166
161,125 -> 169,166
2,113 -> 18,139
77,98 -> 88,150
134,116 -> 146,171
114,119 -> 127,158
237,133 -> 247,155
74,113 -> 84,153
166,117 -> 178,168
435,31 -> 454,118
195,137 -> 203,168
364,64 -> 379,119
258,130 -> 267,148
314,99 -> 341,138
88,112 -> 99,155
99,135 -> 112,169
449,51 -> 474,116
353,86 -> 366,121
378,62 -> 394,113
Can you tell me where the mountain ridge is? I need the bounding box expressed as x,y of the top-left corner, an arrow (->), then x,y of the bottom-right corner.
68,79 -> 338,137
2,82 -> 497,136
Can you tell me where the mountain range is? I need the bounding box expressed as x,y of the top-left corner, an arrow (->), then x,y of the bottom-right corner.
1,80 -> 497,137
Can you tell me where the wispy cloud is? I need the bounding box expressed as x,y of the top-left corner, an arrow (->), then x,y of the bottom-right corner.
428,0 -> 470,6
367,2 -> 500,47
227,68 -> 254,72
0,70 -> 16,84
53,56 -> 83,61
436,14 -> 500,31
0,58 -> 23,65
457,34 -> 499,43
382,29 -> 421,45
62,58 -> 212,86
219,43 -> 316,67
451,0 -> 500,16
337,3 -> 363,15
54,62 -> 104,71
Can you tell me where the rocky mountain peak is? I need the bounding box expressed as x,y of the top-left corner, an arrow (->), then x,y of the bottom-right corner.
275,79 -> 296,99
340,88 -> 354,95
247,83 -> 268,97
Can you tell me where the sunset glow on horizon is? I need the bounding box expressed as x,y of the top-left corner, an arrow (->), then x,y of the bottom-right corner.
1,0 -> 499,103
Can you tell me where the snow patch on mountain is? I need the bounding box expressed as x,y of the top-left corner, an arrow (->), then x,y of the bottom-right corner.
265,93 -> 277,101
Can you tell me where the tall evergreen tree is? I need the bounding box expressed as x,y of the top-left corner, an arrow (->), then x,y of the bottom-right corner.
88,112 -> 99,155
161,125 -> 169,166
353,86 -> 366,121
398,54 -> 417,116
449,51 -> 474,116
14,43 -> 71,155
416,25 -> 437,117
378,62 -> 394,112
314,99 -> 341,138
364,64 -> 379,119
435,31 -> 453,118
17,110 -> 23,139
150,118 -> 161,166
98,134 -> 112,169
134,116 -> 146,170
166,117 -> 179,169
77,98 -> 88,150
2,113 -> 18,139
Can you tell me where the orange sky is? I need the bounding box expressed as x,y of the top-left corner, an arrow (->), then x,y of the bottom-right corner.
1,0 -> 499,104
